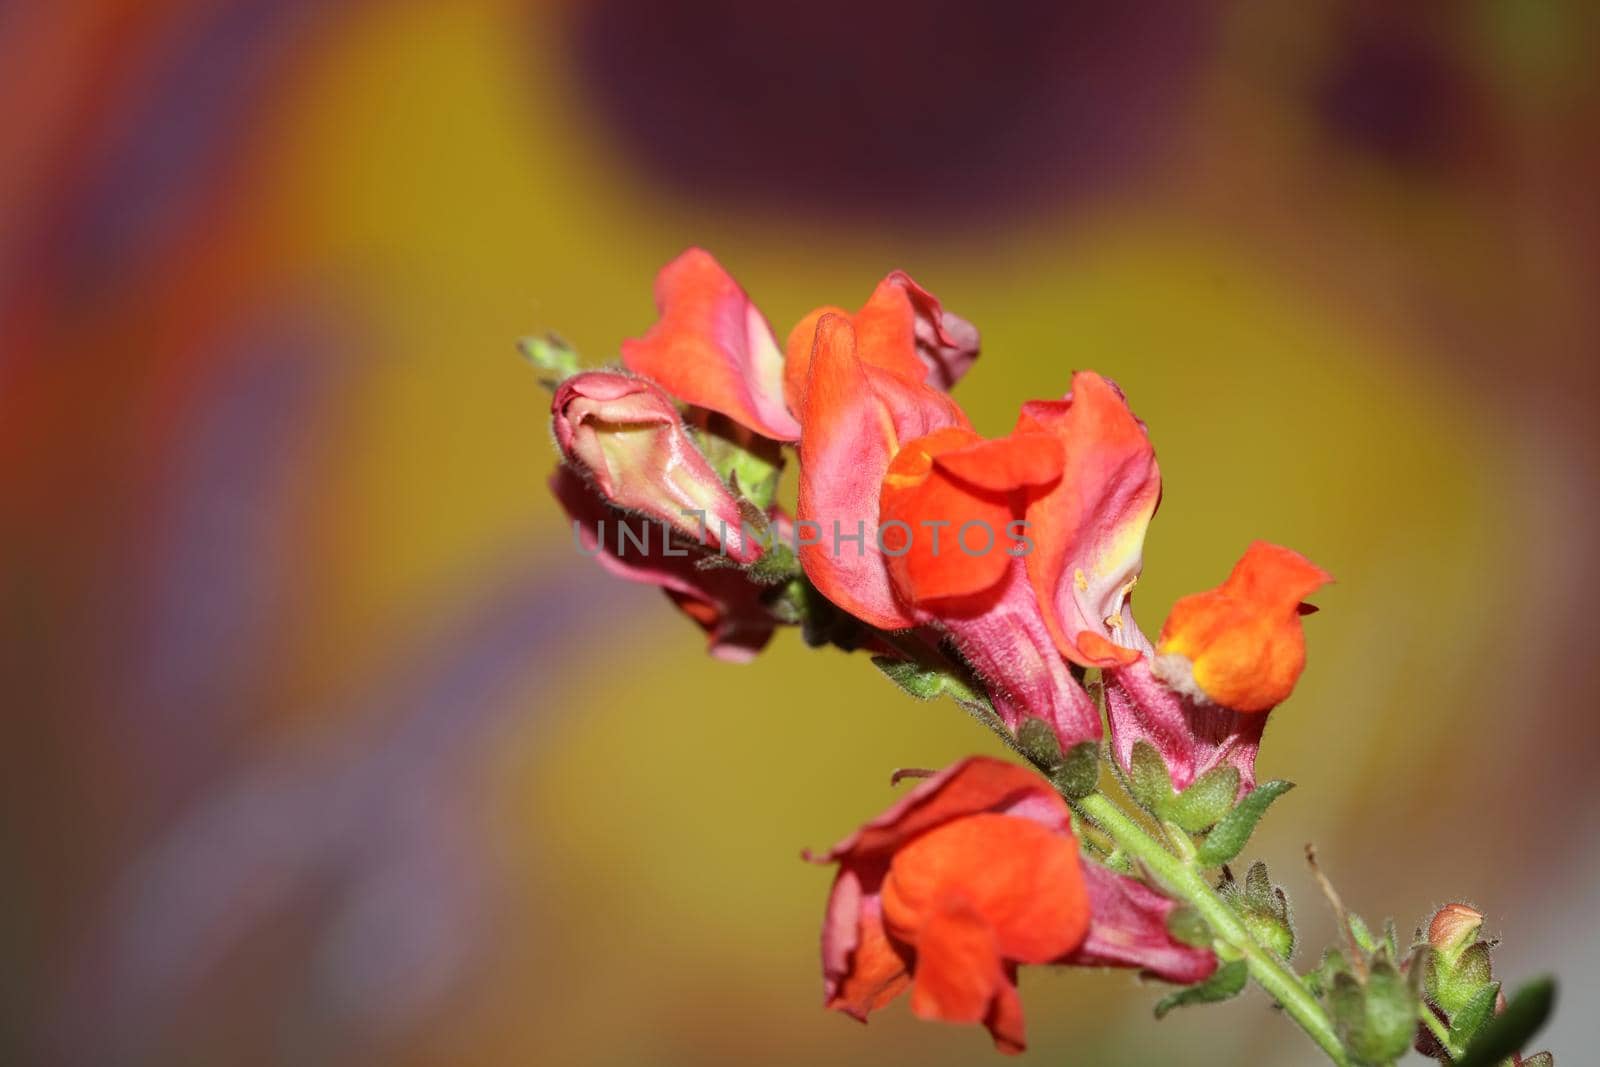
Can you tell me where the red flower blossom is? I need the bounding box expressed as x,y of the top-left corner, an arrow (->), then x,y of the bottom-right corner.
810,757 -> 1216,1053
1092,541 -> 1332,796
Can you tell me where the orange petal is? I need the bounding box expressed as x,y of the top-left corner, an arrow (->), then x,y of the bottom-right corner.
621,248 -> 800,440
879,429 -> 1062,605
1157,541 -> 1332,712
905,901 -> 1005,1026
1019,372 -> 1161,666
881,814 -> 1090,965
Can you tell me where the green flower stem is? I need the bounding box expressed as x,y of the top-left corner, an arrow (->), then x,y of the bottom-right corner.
1074,791 -> 1349,1066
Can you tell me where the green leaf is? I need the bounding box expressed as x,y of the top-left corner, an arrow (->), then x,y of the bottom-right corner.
1447,981 -> 1501,1051
1455,976 -> 1557,1067
1153,960 -> 1248,1019
1127,741 -> 1174,813
1195,780 -> 1295,867
1167,765 -> 1240,832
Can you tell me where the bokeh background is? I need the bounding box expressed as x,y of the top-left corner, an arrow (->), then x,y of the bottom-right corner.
3,2 -> 1598,1064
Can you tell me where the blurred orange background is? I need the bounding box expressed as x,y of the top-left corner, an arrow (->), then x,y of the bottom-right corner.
2,2 -> 1597,1064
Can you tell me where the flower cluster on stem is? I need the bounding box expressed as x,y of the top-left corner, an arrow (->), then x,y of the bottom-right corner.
534,249 -> 1557,1065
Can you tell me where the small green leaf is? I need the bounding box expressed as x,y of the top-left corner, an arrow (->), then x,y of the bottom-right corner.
1447,981 -> 1501,1051
1195,780 -> 1295,867
1127,741 -> 1174,813
1153,960 -> 1248,1019
1455,976 -> 1557,1067
1051,740 -> 1100,800
1167,765 -> 1240,832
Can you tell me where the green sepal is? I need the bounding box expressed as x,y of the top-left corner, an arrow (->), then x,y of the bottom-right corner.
1102,847 -> 1134,875
1165,905 -> 1212,949
1153,959 -> 1248,1020
747,541 -> 800,586
1242,909 -> 1295,961
686,411 -> 784,510
1454,976 -> 1556,1067
1356,959 -> 1418,1066
872,657 -> 964,701
1348,912 -> 1377,955
1127,741 -> 1174,814
518,333 -> 582,387
1243,860 -> 1273,912
1051,741 -> 1101,800
1447,981 -> 1501,1051
1195,780 -> 1295,867
1305,947 -> 1351,998
1167,765 -> 1240,832
1430,939 -> 1495,1016
1227,861 -> 1294,960
1328,958 -> 1417,1067
1016,717 -> 1064,771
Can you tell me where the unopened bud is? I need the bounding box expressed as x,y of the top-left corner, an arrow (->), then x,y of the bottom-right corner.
1427,902 -> 1484,962
1332,960 -> 1419,1067
552,371 -> 761,561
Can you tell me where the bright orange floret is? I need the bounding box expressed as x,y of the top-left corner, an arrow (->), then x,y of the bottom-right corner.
1157,541 -> 1332,713
814,758 -> 1091,1054
881,814 -> 1089,1052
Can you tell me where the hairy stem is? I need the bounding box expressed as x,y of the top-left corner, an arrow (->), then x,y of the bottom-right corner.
1074,791 -> 1349,1065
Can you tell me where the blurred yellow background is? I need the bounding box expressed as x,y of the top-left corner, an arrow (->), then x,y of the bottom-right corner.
3,2 -> 1596,1064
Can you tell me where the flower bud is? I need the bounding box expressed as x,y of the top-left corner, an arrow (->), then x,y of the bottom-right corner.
1331,959 -> 1419,1067
1427,902 -> 1484,962
1221,861 -> 1295,961
552,370 -> 761,561
1423,902 -> 1494,1017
